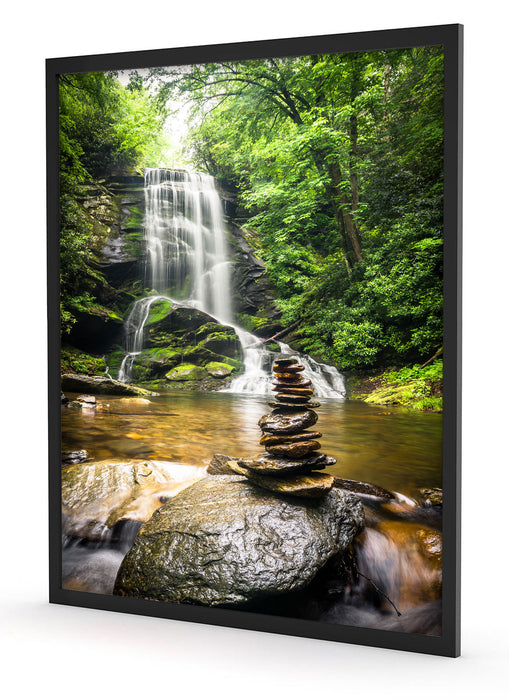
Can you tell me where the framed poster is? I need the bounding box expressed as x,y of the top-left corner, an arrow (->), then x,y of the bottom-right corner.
47,23 -> 462,656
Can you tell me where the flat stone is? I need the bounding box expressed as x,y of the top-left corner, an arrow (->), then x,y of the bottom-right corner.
265,440 -> 321,458
268,401 -> 321,409
113,475 -> 364,605
273,358 -> 299,368
275,393 -> 310,403
274,364 -> 305,373
274,372 -> 304,381
272,386 -> 314,396
239,452 -> 331,475
259,410 -> 318,434
229,463 -> 335,498
273,379 -> 312,388
260,431 -> 322,446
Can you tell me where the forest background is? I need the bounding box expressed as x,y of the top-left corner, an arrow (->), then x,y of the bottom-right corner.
60,47 -> 444,409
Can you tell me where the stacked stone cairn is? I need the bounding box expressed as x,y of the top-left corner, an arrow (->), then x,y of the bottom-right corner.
229,357 -> 336,498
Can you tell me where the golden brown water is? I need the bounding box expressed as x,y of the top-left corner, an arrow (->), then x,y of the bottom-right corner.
62,391 -> 443,634
62,392 -> 442,499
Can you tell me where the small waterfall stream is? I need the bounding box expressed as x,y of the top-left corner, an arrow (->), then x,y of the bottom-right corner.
118,168 -> 345,397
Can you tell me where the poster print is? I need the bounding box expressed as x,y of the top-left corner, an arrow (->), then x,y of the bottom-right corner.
48,25 -> 461,656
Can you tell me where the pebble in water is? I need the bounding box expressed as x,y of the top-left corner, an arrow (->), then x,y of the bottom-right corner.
231,357 -> 337,498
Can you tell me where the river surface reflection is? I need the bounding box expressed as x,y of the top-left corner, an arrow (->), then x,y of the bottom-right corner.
62,391 -> 442,497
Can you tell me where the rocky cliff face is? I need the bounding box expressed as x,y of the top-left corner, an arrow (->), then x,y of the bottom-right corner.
228,224 -> 282,339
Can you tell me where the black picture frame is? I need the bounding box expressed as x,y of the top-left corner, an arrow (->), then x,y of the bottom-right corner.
47,23 -> 462,657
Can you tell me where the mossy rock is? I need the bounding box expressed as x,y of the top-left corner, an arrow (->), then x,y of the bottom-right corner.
145,299 -> 173,326
165,364 -> 208,382
200,330 -> 241,358
130,346 -> 182,380
194,322 -> 230,341
205,362 -> 236,378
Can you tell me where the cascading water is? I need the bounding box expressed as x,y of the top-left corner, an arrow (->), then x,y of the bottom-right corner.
143,168 -> 232,322
118,167 -> 345,397
119,169 -> 233,382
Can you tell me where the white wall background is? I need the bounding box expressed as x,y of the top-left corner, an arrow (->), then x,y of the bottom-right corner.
1,2 -> 506,698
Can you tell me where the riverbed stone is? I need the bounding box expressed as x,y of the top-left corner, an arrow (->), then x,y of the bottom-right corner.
113,475 -> 364,605
332,477 -> 394,501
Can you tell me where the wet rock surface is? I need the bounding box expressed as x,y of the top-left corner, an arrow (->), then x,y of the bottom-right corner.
61,374 -> 158,397
113,475 -> 364,605
62,459 -> 205,540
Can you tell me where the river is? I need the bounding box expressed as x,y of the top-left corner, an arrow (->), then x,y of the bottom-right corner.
61,390 -> 443,636
62,391 -> 441,498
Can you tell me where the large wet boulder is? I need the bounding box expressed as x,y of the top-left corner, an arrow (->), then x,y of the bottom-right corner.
62,459 -> 206,540
114,474 -> 364,606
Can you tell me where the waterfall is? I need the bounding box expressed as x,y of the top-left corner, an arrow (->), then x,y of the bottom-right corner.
143,168 -> 232,322
118,167 -> 345,398
224,338 -> 346,398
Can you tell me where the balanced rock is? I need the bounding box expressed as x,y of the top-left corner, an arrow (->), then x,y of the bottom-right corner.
264,440 -> 321,458
229,461 -> 335,498
113,475 -> 364,605
260,431 -> 322,446
239,452 -> 333,475
268,401 -> 321,409
259,410 -> 318,434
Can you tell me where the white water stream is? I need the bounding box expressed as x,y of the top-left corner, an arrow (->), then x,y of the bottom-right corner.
118,168 -> 345,398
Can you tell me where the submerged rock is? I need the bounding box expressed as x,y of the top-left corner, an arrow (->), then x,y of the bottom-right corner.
61,449 -> 89,467
419,487 -> 443,508
333,477 -> 395,501
114,475 -> 364,605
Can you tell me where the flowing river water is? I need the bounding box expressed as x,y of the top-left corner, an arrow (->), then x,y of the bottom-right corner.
61,392 -> 443,635
61,168 -> 443,636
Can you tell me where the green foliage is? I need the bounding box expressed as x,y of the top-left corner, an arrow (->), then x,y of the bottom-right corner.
61,346 -> 107,375
59,72 -> 169,336
162,47 -> 444,371
363,360 -> 443,411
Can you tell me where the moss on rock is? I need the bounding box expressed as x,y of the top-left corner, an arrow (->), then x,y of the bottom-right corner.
205,361 -> 236,377
165,364 -> 208,382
